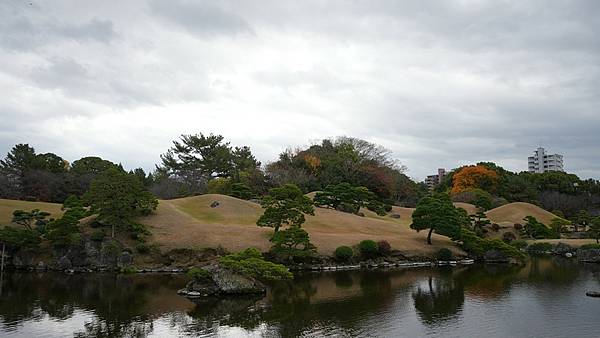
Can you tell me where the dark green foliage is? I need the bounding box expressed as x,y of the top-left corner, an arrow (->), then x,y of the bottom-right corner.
231,183 -> 253,200
377,240 -> 391,255
587,217 -> 600,243
437,248 -> 453,261
257,184 -> 314,233
270,227 -> 316,261
46,213 -> 81,248
314,183 -> 386,216
511,240 -> 528,250
0,226 -> 41,249
526,242 -> 554,254
471,210 -> 491,231
459,228 -> 526,261
11,209 -> 50,231
135,243 -> 151,254
83,168 -> 158,238
62,195 -> 83,209
523,216 -> 557,239
334,246 -> 354,261
187,267 -> 211,281
410,193 -> 466,245
579,243 -> 600,250
219,248 -> 292,281
90,229 -> 105,242
359,240 -> 379,258
158,133 -> 261,197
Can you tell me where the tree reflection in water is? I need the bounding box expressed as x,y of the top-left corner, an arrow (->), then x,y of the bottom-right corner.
412,268 -> 465,325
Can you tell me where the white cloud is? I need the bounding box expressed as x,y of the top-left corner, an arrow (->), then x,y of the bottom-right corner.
0,0 -> 599,180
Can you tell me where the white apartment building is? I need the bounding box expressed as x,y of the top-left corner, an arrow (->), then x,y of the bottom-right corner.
528,147 -> 564,173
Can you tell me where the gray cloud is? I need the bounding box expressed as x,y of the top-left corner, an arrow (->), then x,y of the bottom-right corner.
0,0 -> 599,180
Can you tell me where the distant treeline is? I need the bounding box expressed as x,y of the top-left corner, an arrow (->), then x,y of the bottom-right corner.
0,135 -> 427,206
1,135 -> 599,217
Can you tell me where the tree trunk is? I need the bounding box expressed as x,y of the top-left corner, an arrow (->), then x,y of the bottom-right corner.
427,228 -> 433,245
112,224 -> 115,238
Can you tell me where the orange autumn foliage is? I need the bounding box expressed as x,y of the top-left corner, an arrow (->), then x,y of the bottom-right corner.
451,165 -> 498,194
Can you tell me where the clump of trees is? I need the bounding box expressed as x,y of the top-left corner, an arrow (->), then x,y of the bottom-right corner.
265,137 -> 426,206
83,168 -> 158,238
314,182 -> 387,216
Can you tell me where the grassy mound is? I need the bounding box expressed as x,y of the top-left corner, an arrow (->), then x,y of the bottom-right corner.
486,202 -> 558,226
141,194 -> 461,257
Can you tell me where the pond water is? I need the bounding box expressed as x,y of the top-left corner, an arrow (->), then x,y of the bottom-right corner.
1,258 -> 600,337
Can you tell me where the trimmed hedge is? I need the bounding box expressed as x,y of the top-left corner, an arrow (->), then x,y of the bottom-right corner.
334,246 -> 354,261
359,240 -> 378,257
437,248 -> 453,261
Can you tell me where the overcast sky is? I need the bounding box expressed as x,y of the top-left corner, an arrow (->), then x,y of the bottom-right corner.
1,0 -> 599,180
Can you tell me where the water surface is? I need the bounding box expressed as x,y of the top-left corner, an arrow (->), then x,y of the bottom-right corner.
1,258 -> 599,337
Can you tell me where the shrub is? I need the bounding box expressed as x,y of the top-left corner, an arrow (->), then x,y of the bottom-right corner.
377,240 -> 392,255
523,216 -> 557,239
460,228 -> 526,261
491,223 -> 500,232
120,266 -> 137,274
135,243 -> 150,254
334,246 -> 354,261
0,226 -> 41,249
359,240 -> 379,258
502,232 -> 517,243
511,240 -> 528,250
219,248 -> 292,281
437,248 -> 453,261
187,267 -> 211,281
90,229 -> 105,242
384,204 -> 393,212
527,242 -> 554,254
231,183 -> 253,200
337,202 -> 359,214
514,223 -> 523,231
579,244 -> 600,250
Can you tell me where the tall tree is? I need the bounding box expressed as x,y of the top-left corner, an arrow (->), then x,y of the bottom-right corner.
410,194 -> 465,245
83,168 -> 158,238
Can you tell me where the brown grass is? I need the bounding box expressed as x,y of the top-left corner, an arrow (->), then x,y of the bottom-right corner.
486,202 -> 558,226
142,194 -> 463,257
453,202 -> 477,215
0,199 -> 64,226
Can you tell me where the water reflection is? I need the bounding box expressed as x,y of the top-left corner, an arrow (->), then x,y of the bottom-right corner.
1,258 -> 599,338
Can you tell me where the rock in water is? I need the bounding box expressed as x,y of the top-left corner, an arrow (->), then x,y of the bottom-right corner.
586,291 -> 600,298
484,249 -> 509,263
178,266 -> 266,298
553,242 -> 573,255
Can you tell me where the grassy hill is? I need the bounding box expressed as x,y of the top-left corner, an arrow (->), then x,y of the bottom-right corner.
485,202 -> 558,226
142,194 -> 461,257
0,196 -> 560,258
0,199 -> 63,226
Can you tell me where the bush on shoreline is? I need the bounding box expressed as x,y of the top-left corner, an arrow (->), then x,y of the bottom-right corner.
334,246 -> 354,262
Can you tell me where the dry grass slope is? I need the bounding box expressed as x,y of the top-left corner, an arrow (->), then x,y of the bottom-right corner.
142,194 -> 462,257
486,202 -> 558,226
453,202 -> 477,215
0,199 -> 64,226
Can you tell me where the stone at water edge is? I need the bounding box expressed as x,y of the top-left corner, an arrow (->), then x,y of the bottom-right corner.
178,266 -> 266,298
586,291 -> 600,298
